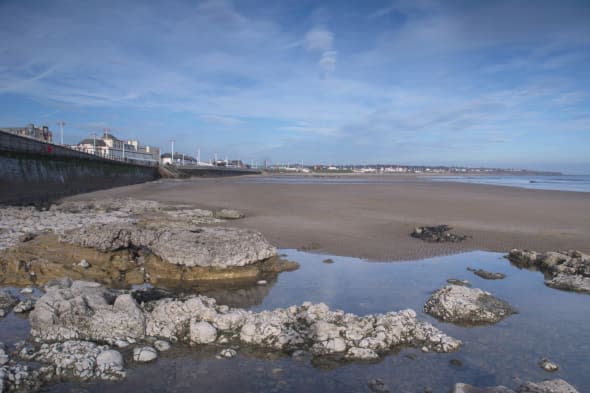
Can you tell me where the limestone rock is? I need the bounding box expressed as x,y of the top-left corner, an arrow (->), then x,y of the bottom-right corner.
518,379 -> 579,393
507,249 -> 590,294
452,379 -> 579,393
189,321 -> 217,344
18,340 -> 126,381
219,348 -> 237,359
467,267 -> 506,280
0,290 -> 18,318
424,285 -> 517,325
154,340 -> 171,352
30,281 -> 461,362
214,209 -> 245,219
132,346 -> 158,362
60,224 -> 277,268
13,298 -> 35,313
538,357 -> 559,372
29,280 -> 145,343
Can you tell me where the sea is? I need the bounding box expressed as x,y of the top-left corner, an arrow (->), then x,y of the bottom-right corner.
432,174 -> 590,193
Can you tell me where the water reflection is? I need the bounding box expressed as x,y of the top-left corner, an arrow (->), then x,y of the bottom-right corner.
4,250 -> 589,392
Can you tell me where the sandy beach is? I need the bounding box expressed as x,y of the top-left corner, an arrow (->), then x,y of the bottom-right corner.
63,175 -> 590,261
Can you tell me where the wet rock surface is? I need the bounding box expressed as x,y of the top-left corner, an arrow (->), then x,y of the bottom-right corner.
467,267 -> 506,280
507,249 -> 590,293
0,290 -> 18,318
424,285 -> 517,325
411,225 -> 468,243
29,280 -> 461,361
452,379 -> 580,393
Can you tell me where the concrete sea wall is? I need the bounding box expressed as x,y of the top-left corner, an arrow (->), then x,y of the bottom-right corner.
0,131 -> 158,205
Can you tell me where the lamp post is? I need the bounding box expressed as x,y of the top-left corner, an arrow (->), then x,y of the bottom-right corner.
57,121 -> 65,145
170,140 -> 175,165
92,132 -> 96,155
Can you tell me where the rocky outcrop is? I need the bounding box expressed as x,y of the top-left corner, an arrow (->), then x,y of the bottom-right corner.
60,224 -> 277,268
424,285 -> 517,325
452,379 -> 579,393
507,249 -> 590,293
18,340 -> 126,381
30,280 -> 461,361
0,232 -> 295,288
411,225 -> 468,243
0,198 -> 226,252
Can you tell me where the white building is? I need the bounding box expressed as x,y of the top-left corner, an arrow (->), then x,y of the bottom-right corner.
76,131 -> 159,164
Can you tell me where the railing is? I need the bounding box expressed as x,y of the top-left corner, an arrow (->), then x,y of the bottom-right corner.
0,130 -> 158,167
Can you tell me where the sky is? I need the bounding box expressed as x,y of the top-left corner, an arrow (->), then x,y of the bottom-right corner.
0,0 -> 589,173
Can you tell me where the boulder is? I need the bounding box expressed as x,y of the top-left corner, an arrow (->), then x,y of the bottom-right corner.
132,346 -> 158,362
467,267 -> 506,280
424,285 -> 517,325
214,209 -> 245,219
189,321 -> 217,344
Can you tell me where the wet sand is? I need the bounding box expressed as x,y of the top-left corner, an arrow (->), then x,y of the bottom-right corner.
64,175 -> 590,261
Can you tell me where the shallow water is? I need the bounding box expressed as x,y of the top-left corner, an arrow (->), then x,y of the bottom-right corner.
432,174 -> 590,192
3,250 -> 589,392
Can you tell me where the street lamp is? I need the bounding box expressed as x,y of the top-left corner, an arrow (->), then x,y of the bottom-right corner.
57,121 -> 65,145
170,140 -> 175,165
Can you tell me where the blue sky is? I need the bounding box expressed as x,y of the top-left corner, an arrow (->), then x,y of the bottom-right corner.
1,0 -> 589,173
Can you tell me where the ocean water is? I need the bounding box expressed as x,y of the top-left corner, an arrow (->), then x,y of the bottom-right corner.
432,174 -> 590,192
22,249 -> 587,393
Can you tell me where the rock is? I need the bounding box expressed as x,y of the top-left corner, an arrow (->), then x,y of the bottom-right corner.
368,378 -> 390,393
60,224 -> 277,268
411,225 -> 468,243
219,348 -> 237,359
451,379 -> 580,393
20,287 -> 34,295
452,383 -> 515,393
507,249 -> 590,294
0,347 -> 9,366
0,290 -> 18,317
322,258 -> 334,264
154,340 -> 171,352
517,379 -> 579,393
18,340 -> 126,381
30,281 -> 461,362
96,349 -> 125,376
13,298 -> 35,313
447,278 -> 472,287
257,280 -> 268,285
132,346 -> 158,362
19,232 -> 36,243
424,285 -> 517,325
189,321 -> 218,344
29,280 -> 146,343
467,267 -> 506,280
450,358 -> 463,366
545,274 -> 590,293
539,357 -> 559,372
214,209 -> 245,219
78,259 -> 90,269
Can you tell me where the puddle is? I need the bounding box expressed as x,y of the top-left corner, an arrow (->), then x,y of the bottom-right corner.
2,250 -> 588,392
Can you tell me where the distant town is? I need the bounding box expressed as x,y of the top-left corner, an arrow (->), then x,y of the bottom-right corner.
0,123 -> 561,175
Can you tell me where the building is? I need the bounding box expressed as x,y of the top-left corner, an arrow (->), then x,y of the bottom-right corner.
76,131 -> 159,164
0,124 -> 53,143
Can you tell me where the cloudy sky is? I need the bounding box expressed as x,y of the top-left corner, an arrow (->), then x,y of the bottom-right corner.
1,0 -> 589,172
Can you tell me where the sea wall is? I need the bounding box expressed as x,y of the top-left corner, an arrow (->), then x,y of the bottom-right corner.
0,131 -> 158,205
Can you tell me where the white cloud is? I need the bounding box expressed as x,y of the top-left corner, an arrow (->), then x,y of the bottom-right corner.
305,28 -> 333,52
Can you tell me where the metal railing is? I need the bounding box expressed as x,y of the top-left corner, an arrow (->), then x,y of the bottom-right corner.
0,130 -> 158,167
